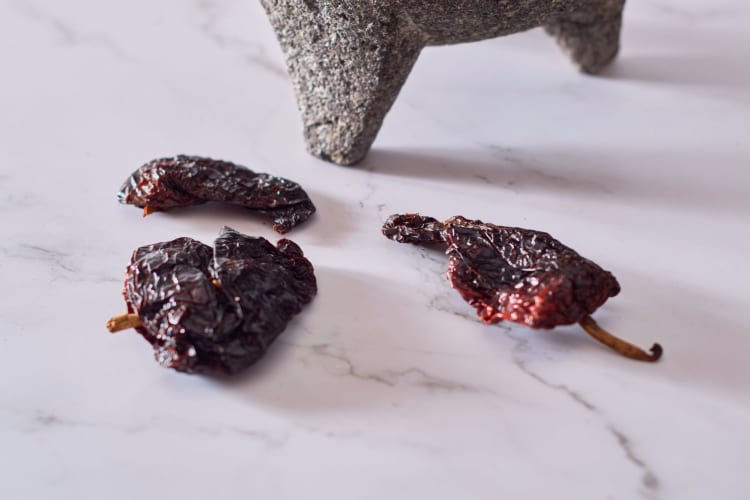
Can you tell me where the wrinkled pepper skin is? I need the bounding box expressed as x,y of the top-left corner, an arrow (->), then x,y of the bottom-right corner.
383,214 -> 620,329
123,227 -> 317,374
118,155 -> 316,233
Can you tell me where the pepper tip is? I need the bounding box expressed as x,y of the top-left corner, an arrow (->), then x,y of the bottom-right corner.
649,343 -> 663,361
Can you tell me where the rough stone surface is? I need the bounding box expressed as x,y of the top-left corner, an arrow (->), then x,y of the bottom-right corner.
261,0 -> 626,165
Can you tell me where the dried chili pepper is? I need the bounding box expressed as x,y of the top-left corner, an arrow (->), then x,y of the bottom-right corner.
118,155 -> 316,233
383,214 -> 662,362
106,227 -> 317,374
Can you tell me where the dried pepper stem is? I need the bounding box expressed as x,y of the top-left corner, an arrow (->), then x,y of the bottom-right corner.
579,315 -> 662,362
142,206 -> 159,217
106,313 -> 142,333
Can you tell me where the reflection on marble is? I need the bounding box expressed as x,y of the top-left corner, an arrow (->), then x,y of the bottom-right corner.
0,1 -> 748,499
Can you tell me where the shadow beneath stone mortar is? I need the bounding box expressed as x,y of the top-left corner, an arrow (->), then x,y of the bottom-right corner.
601,53 -> 750,91
361,146 -> 747,216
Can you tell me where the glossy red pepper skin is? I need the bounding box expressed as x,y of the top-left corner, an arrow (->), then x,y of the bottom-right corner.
383,214 -> 620,329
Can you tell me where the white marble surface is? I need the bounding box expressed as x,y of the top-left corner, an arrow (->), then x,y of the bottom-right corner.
1,0 -> 749,498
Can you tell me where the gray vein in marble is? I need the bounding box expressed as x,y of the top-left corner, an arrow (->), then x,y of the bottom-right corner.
0,193 -> 38,211
207,32 -> 288,79
512,356 -> 660,498
294,423 -> 450,456
307,343 -> 481,394
650,2 -> 732,21
514,357 -> 596,411
194,0 -> 287,79
13,1 -> 133,60
295,424 -> 365,442
609,426 -> 660,493
356,178 -> 390,217
413,246 -> 499,325
11,408 -> 288,449
245,49 -> 289,79
1,244 -> 120,284
5,244 -> 78,274
482,143 -> 613,195
357,178 -> 381,209
473,174 -> 493,185
33,411 -> 66,427
427,293 -> 477,323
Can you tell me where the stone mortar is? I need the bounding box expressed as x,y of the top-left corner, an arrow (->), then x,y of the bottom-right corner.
261,0 -> 626,165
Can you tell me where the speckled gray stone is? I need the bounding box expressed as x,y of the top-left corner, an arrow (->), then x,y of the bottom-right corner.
261,0 -> 626,165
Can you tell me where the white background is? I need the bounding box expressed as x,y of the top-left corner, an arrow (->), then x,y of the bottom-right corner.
0,1 -> 748,499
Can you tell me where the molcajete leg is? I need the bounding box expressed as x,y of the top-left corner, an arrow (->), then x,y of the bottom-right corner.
261,1 -> 425,165
545,0 -> 625,74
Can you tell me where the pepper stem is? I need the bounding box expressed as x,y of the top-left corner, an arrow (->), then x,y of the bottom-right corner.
106,313 -> 142,333
142,206 -> 159,217
579,315 -> 662,362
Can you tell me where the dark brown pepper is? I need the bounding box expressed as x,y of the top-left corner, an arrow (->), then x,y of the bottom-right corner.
118,155 -> 316,233
383,214 -> 662,362
107,227 -> 317,374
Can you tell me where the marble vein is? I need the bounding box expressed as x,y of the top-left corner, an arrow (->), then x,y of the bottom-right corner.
2,244 -> 77,274
512,356 -> 660,499
6,408 -> 288,449
482,143 -> 614,195
12,1 -> 132,60
412,246 -> 514,328
650,2 -> 733,21
194,0 -> 287,79
0,192 -> 38,211
307,343 -> 482,394
0,244 -> 119,284
0,243 -> 122,284
21,245 -> 76,273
